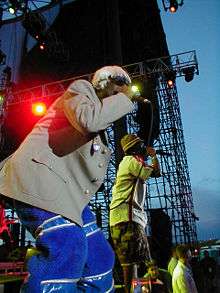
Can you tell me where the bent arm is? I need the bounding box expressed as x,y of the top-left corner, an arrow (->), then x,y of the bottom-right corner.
63,92 -> 133,135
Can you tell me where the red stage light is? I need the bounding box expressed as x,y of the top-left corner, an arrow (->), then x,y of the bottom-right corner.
39,43 -> 45,50
32,102 -> 47,116
167,79 -> 174,88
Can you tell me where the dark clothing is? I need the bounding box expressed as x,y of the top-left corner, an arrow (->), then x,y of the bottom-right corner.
200,256 -> 217,279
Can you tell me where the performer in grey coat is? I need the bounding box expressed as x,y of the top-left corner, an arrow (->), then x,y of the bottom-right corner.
0,65 -> 134,292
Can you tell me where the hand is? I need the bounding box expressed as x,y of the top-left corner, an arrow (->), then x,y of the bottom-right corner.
146,146 -> 156,157
114,84 -> 134,100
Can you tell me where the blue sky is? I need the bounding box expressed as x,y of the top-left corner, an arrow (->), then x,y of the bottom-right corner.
158,0 -> 220,240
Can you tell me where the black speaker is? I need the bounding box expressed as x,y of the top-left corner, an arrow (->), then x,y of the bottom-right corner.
11,223 -> 20,247
149,209 -> 172,268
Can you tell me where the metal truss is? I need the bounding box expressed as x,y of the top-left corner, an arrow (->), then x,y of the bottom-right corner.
0,0 -> 73,24
0,50 -> 198,244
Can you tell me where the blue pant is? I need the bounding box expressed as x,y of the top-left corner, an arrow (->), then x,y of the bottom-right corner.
15,203 -> 114,292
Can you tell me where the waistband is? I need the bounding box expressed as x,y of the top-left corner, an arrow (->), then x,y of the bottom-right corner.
36,216 -> 99,237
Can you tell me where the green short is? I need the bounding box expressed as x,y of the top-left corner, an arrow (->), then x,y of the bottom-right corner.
110,221 -> 150,266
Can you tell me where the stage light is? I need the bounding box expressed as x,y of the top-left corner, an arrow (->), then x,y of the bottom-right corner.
164,70 -> 176,88
182,67 -> 195,82
8,0 -> 21,14
131,85 -> 139,94
169,0 -> 178,13
0,92 -> 5,104
162,0 -> 183,13
22,12 -> 46,40
39,42 -> 45,50
167,79 -> 174,88
32,102 -> 47,116
9,7 -> 15,14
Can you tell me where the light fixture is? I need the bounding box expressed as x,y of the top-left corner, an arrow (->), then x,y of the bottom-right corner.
164,70 -> 176,88
182,67 -> 195,82
32,102 -> 47,116
0,90 -> 5,105
169,0 -> 178,13
162,0 -> 184,13
22,12 -> 47,50
8,0 -> 21,14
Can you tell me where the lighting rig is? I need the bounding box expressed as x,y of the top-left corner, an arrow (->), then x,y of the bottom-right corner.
162,0 -> 184,13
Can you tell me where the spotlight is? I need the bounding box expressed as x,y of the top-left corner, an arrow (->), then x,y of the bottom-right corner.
8,0 -> 21,14
164,70 -> 176,88
32,102 -> 47,116
167,79 -> 174,88
182,67 -> 195,82
169,0 -> 178,13
0,91 -> 5,105
131,85 -> 141,96
22,12 -> 46,40
162,0 -> 184,13
39,42 -> 45,50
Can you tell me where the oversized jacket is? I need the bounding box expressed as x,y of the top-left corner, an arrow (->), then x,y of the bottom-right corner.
0,79 -> 133,226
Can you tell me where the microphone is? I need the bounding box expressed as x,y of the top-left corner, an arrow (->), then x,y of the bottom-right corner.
131,86 -> 151,104
155,150 -> 172,156
132,95 -> 151,104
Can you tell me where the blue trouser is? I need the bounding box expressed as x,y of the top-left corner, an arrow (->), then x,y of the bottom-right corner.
14,203 -> 114,292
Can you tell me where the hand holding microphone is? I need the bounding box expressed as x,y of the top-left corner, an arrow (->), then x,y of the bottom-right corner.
130,85 -> 151,104
146,146 -> 156,157
146,146 -> 161,178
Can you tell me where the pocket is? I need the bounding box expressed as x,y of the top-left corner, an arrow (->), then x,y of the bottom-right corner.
32,150 -> 68,183
19,150 -> 69,201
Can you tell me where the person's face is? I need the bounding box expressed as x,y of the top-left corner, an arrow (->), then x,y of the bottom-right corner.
97,82 -> 129,100
148,265 -> 159,279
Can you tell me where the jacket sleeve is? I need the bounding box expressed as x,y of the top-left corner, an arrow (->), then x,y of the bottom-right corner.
128,156 -> 153,181
63,92 -> 133,135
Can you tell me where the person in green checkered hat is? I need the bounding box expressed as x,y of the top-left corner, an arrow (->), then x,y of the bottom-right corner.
110,133 -> 160,292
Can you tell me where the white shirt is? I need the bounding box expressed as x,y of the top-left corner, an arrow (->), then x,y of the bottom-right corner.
172,260 -> 198,293
168,257 -> 178,276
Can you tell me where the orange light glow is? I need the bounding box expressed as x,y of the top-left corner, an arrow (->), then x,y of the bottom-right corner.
32,102 -> 47,116
169,6 -> 177,13
167,79 -> 174,88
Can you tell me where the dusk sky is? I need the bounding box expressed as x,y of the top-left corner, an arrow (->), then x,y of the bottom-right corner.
158,0 -> 220,240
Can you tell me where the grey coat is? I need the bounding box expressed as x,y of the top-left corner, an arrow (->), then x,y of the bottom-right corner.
0,79 -> 133,226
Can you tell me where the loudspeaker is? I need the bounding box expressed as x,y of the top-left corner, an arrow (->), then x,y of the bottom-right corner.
149,209 -> 172,268
11,223 -> 20,247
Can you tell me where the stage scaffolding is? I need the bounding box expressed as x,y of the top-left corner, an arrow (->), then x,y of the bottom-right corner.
0,50 -> 199,245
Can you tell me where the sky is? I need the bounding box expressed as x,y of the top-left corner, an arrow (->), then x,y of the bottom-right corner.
158,0 -> 220,240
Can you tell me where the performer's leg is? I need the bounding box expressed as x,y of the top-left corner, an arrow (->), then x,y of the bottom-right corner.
22,222 -> 87,293
111,222 -> 149,293
13,202 -> 88,293
78,206 -> 115,292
